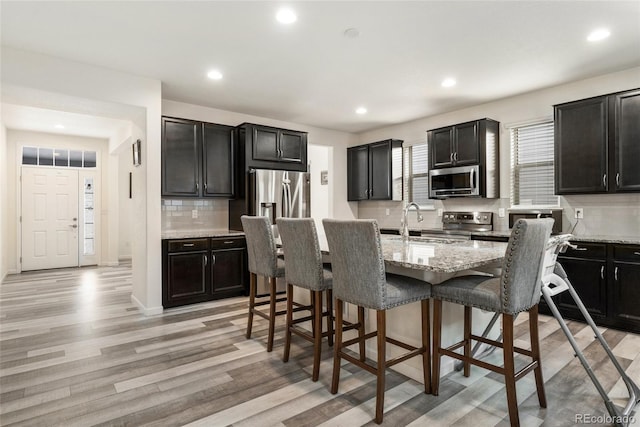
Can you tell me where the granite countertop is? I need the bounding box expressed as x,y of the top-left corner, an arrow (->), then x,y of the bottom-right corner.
471,230 -> 640,245
380,236 -> 507,273
161,229 -> 244,240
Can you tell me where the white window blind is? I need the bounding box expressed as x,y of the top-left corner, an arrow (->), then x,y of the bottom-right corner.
510,121 -> 558,206
403,143 -> 433,207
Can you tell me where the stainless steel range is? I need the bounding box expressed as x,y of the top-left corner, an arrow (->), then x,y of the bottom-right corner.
421,211 -> 493,240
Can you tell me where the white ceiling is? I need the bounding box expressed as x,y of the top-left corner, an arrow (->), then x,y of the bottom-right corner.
1,1 -> 640,135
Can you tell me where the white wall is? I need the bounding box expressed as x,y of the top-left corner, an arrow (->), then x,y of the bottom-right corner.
162,100 -> 359,223
118,145 -> 133,260
356,67 -> 640,236
1,47 -> 162,314
0,123 -> 7,281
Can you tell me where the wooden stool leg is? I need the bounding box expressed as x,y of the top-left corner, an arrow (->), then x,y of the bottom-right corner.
421,299 -> 431,394
463,305 -> 472,377
267,277 -> 277,352
331,298 -> 344,394
529,305 -> 547,408
246,273 -> 257,339
312,290 -> 323,381
432,299 -> 442,396
283,283 -> 294,362
375,310 -> 386,424
358,306 -> 366,362
326,289 -> 334,347
310,290 -> 316,338
503,313 -> 520,427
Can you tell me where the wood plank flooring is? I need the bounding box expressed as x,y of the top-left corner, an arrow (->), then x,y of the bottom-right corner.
1,263 -> 639,426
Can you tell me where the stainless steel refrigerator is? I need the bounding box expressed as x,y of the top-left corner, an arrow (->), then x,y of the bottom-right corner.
229,168 -> 310,295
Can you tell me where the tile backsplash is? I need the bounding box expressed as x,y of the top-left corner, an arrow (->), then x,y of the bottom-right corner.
357,194 -> 640,237
161,199 -> 229,231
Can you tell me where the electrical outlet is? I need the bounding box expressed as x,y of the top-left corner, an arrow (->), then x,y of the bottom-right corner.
498,208 -> 506,218
385,208 -> 390,216
574,208 -> 584,219
437,208 -> 443,217
192,209 -> 198,219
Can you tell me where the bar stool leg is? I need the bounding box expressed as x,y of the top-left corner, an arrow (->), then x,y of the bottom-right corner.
312,290 -> 323,381
358,306 -> 366,362
246,273 -> 257,339
432,299 -> 442,396
267,277 -> 277,352
503,313 -> 520,427
421,299 -> 431,394
375,310 -> 387,424
331,298 -> 344,394
463,305 -> 472,377
529,305 -> 547,408
326,289 -> 334,347
283,283 -> 294,362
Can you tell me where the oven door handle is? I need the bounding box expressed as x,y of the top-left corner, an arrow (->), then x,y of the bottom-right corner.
470,168 -> 476,190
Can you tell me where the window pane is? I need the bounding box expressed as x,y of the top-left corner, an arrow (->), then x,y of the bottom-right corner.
54,149 -> 69,167
403,143 -> 434,208
22,147 -> 38,165
38,148 -> 53,166
83,151 -> 97,168
70,150 -> 83,167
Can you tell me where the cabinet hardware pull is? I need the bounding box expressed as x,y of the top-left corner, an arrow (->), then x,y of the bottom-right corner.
204,255 -> 208,266
450,152 -> 454,162
616,173 -> 620,188
634,252 -> 640,256
212,254 -> 216,265
454,152 -> 458,162
183,243 -> 195,247
204,183 -> 207,191
600,266 -> 604,280
196,183 -> 199,191
223,241 -> 234,244
614,266 -> 619,281
574,247 -> 587,251
603,174 -> 607,188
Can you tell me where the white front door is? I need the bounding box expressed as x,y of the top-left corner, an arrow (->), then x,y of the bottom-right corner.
21,167 -> 79,270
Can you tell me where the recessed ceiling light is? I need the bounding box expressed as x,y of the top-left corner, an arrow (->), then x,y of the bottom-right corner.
54,124 -> 65,129
587,28 -> 610,42
355,107 -> 367,115
441,78 -> 456,88
207,69 -> 223,80
276,8 -> 297,24
344,28 -> 360,39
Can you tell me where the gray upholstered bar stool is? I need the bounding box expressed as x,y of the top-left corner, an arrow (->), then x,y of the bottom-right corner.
431,218 -> 554,427
323,219 -> 432,425
277,218 -> 334,382
241,215 -> 287,352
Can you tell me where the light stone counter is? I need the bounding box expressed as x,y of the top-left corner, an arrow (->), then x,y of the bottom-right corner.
161,229 -> 244,239
471,230 -> 640,245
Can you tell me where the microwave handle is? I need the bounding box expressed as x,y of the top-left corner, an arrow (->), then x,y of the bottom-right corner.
470,168 -> 476,189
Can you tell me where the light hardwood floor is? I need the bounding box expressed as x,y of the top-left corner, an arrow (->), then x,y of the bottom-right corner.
1,263 -> 638,426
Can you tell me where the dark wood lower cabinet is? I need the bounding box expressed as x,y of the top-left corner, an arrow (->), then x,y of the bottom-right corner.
163,236 -> 247,308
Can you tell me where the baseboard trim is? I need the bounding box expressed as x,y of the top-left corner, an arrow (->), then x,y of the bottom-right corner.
119,256 -> 132,262
130,294 -> 164,316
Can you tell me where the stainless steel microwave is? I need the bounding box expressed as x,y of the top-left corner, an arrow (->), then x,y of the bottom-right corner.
429,165 -> 480,198
508,209 -> 563,234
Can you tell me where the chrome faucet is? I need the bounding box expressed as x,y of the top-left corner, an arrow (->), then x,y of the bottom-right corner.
400,202 -> 423,242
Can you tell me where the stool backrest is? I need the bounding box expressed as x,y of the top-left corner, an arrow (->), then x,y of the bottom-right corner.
323,219 -> 386,308
501,218 -> 554,314
278,218 -> 324,290
241,215 -> 278,277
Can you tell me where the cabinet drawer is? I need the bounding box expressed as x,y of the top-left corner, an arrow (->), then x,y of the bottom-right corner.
167,238 -> 209,252
561,242 -> 606,259
613,245 -> 640,262
210,237 -> 245,250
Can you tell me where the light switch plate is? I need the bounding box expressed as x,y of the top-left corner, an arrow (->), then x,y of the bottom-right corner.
498,208 -> 505,217
437,208 -> 443,217
192,209 -> 198,219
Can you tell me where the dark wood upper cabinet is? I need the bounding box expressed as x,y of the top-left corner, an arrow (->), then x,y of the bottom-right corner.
428,119 -> 495,169
554,88 -> 640,194
347,139 -> 403,201
238,123 -> 307,172
202,123 -> 235,198
162,117 -> 201,197
614,89 -> 640,192
162,117 -> 235,198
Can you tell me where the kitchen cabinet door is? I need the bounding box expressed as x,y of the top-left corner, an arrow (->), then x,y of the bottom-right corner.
164,250 -> 210,308
554,96 -> 608,194
162,117 -> 201,197
279,129 -> 306,164
211,247 -> 247,299
614,89 -> 640,192
347,145 -> 370,201
611,261 -> 640,332
453,121 -> 479,165
202,123 -> 235,197
430,127 -> 454,168
252,125 -> 280,162
556,254 -> 607,322
369,140 -> 392,200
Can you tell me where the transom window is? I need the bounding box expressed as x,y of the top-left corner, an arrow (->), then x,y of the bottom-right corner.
22,146 -> 97,168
